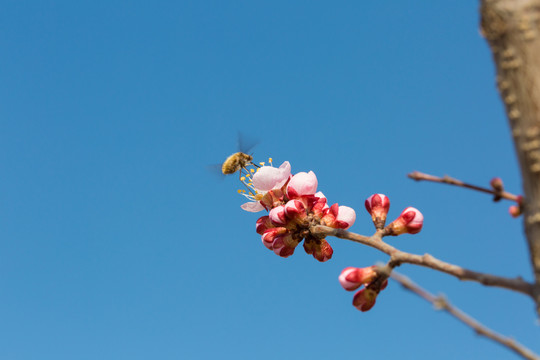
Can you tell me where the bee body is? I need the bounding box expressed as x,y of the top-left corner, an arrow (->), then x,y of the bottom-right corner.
221,152 -> 253,175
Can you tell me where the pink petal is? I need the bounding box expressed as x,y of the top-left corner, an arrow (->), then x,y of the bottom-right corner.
284,199 -> 305,218
339,267 -> 363,291
269,205 -> 287,225
241,201 -> 264,212
287,171 -> 318,198
365,194 -> 390,216
336,206 -> 356,229
252,161 -> 291,192
402,207 -> 423,234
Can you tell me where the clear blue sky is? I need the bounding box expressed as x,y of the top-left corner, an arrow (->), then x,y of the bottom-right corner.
0,1 -> 538,359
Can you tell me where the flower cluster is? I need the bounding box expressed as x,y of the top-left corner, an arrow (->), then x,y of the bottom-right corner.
241,160 -> 356,262
338,266 -> 388,312
337,194 -> 424,312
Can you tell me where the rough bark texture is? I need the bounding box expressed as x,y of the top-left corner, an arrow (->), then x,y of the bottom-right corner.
480,0 -> 540,314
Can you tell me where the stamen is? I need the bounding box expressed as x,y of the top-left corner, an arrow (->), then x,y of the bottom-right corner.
250,169 -> 255,173
259,162 -> 265,166
240,176 -> 246,181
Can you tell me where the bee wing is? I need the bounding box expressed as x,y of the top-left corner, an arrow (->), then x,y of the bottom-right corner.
206,164 -> 226,179
237,131 -> 259,154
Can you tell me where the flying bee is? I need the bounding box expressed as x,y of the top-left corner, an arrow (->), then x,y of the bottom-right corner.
221,152 -> 254,175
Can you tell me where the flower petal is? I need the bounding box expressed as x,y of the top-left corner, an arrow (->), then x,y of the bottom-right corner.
336,206 -> 356,229
241,201 -> 264,212
252,161 -> 291,192
286,171 -> 318,198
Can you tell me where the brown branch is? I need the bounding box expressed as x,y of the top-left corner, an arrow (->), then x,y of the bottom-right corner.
480,0 -> 540,314
310,225 -> 534,296
407,171 -> 520,201
390,271 -> 540,360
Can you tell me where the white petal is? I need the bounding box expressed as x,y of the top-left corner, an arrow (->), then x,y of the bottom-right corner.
252,161 -> 292,191
241,201 -> 264,212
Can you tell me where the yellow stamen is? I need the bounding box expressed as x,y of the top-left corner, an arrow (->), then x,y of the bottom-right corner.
268,157 -> 273,163
237,189 -> 242,193
246,173 -> 251,177
250,169 -> 255,173
254,194 -> 264,200
240,176 -> 246,181
259,162 -> 265,166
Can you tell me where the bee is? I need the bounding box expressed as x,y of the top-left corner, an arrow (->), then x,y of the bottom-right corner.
222,152 -> 254,175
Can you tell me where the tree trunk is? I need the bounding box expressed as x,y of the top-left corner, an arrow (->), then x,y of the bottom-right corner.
480,0 -> 540,314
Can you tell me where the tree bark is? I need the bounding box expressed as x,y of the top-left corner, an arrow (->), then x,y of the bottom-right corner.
480,0 -> 540,314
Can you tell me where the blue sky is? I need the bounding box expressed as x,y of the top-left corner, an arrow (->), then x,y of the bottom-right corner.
0,1 -> 538,359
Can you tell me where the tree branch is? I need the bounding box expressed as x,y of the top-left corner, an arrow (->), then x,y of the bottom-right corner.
310,225 -> 534,296
390,271 -> 540,360
480,0 -> 540,314
407,171 -> 519,201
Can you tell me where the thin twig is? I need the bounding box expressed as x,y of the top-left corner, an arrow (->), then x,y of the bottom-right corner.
310,225 -> 534,297
390,271 -> 540,360
407,171 -> 519,201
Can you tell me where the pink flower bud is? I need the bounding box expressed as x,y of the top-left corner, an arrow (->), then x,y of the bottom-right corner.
509,205 -> 521,218
509,195 -> 523,218
321,203 -> 339,227
284,199 -> 306,219
286,171 -> 318,199
352,288 -> 378,312
490,177 -> 504,202
386,207 -> 424,235
261,227 -> 288,250
339,266 -> 377,291
312,239 -> 333,262
490,177 -> 503,191
269,205 -> 287,226
320,204 -> 355,229
314,191 -> 326,201
365,194 -> 390,229
256,216 -> 274,235
271,233 -> 299,258
336,206 -> 356,229
311,195 -> 329,217
303,237 -> 333,262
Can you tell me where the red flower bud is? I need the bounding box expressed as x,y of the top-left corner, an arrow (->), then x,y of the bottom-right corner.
490,177 -> 504,191
304,238 -> 333,262
385,207 -> 423,235
261,227 -> 288,250
256,216 -> 274,235
284,199 -> 306,220
352,288 -> 378,312
365,194 -> 390,229
271,233 -> 299,258
339,266 -> 377,291
269,205 -> 287,226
